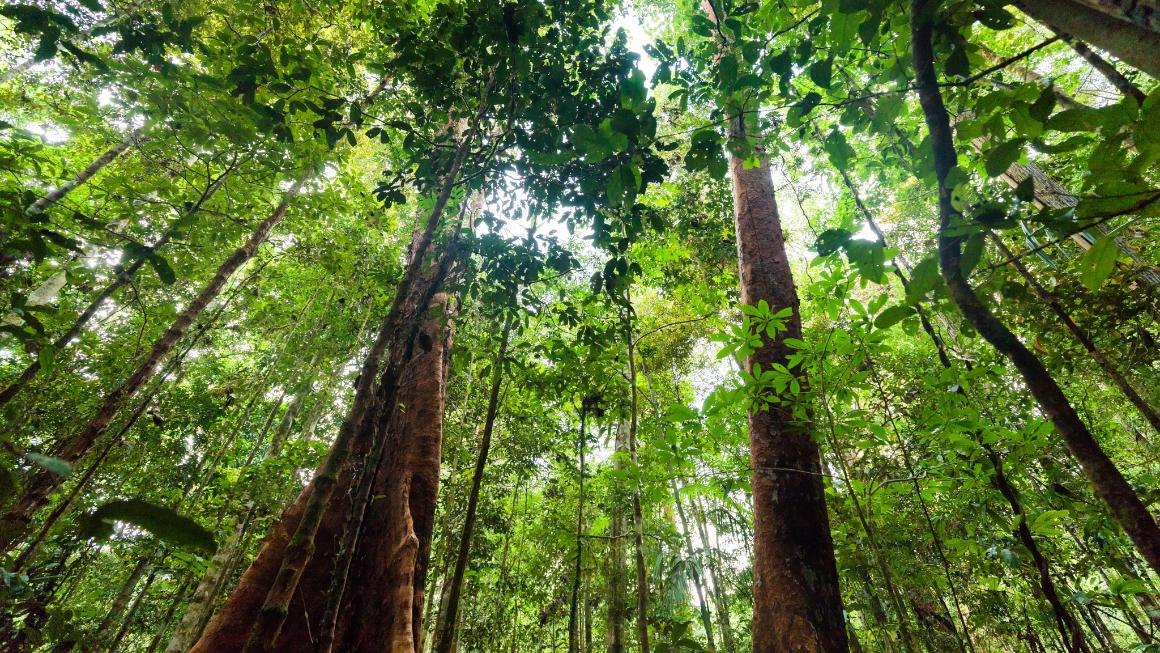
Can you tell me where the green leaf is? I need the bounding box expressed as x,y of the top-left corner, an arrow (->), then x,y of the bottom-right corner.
666,404 -> 698,423
808,58 -> 832,89
80,499 -> 217,554
148,254 -> 177,284
37,345 -> 56,375
1079,236 -> 1118,291
25,453 -> 71,477
874,304 -> 916,330
984,139 -> 1025,177
813,228 -> 852,256
620,69 -> 647,110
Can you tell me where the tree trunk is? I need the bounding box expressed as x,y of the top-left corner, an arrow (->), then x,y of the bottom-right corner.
568,403 -> 588,653
607,423 -> 628,653
0,175 -> 307,552
671,479 -> 715,650
1014,0 -> 1160,79
911,0 -> 1160,576
165,518 -> 247,653
434,319 -> 511,653
988,233 -> 1160,434
725,92 -> 848,653
1055,30 -> 1146,103
691,494 -> 736,653
624,314 -> 651,653
24,129 -> 144,217
1065,0 -> 1159,31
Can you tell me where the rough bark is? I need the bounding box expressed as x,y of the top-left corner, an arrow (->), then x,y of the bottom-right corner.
1014,0 -> 1160,79
911,0 -> 1160,576
1066,0 -> 1159,31
191,284 -> 453,653
726,103 -> 848,653
0,175 -> 306,553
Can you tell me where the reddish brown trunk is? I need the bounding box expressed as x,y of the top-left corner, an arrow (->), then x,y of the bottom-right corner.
728,116 -> 847,653
0,177 -> 306,552
911,0 -> 1160,576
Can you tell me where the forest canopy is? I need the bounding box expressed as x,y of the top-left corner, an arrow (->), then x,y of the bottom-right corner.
0,0 -> 1158,652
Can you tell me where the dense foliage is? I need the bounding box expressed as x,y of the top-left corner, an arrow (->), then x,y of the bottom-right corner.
0,0 -> 1158,652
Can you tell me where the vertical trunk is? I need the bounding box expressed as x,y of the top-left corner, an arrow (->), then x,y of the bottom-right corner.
624,317 -> 651,653
165,518 -> 247,653
725,92 -> 847,653
691,494 -> 736,653
190,213 -> 461,653
106,566 -> 160,653
434,320 -> 511,653
95,553 -> 154,638
699,3 -> 846,646
147,577 -> 193,653
607,424 -> 628,653
911,0 -> 1160,575
1013,0 -> 1160,79
215,80 -> 486,652
568,404 -> 588,653
0,176 -> 307,552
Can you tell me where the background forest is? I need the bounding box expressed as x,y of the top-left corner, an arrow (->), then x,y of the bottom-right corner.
0,0 -> 1158,652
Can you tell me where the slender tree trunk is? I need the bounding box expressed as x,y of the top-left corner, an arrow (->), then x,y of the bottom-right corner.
624,314 -> 651,653
434,319 -> 511,653
911,0 -> 1160,575
95,553 -> 154,638
568,404 -> 588,653
0,175 -> 307,552
24,129 -> 145,217
0,170 -> 228,407
147,577 -> 193,653
607,423 -> 628,653
106,566 -> 160,653
691,493 -> 735,653
986,450 -> 1091,653
165,518 -> 247,653
1014,0 -> 1160,79
988,233 -> 1160,434
1054,30 -> 1147,103
671,479 -> 715,649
